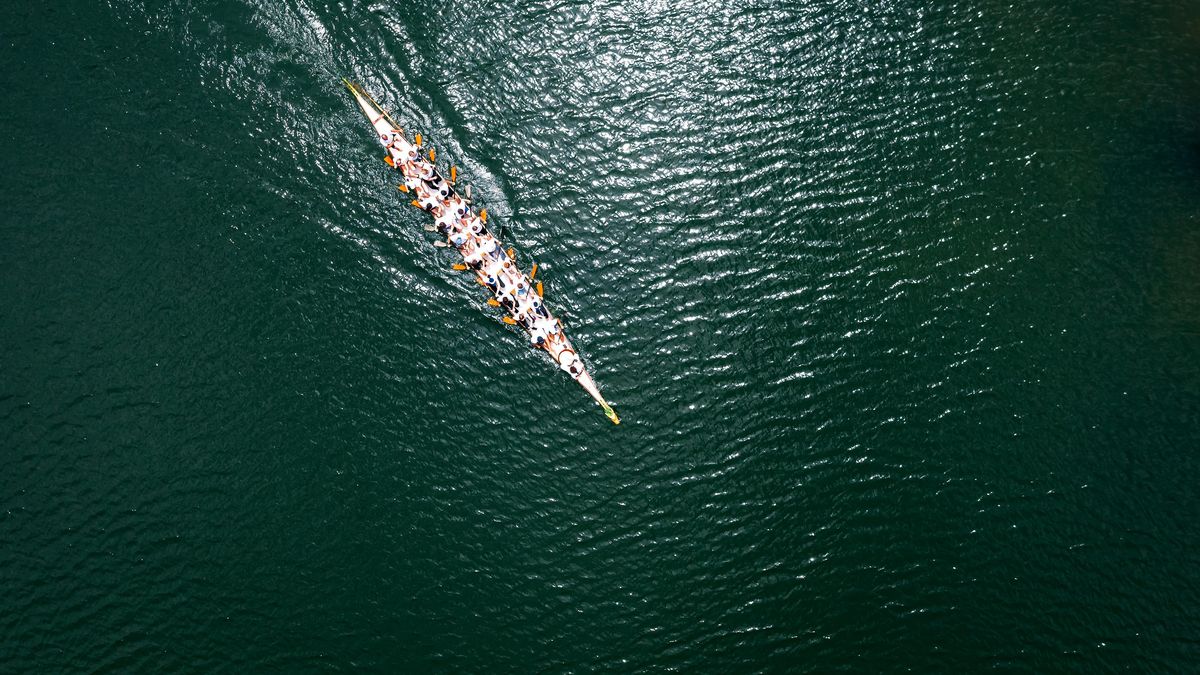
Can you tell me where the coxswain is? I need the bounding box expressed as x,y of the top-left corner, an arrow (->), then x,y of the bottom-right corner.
558,351 -> 582,379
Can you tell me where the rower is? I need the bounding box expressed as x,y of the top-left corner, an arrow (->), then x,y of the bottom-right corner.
483,254 -> 504,278
424,174 -> 451,199
460,234 -> 480,256
465,214 -> 487,238
388,134 -> 413,164
401,171 -> 422,192
449,223 -> 471,248
463,239 -> 486,267
415,186 -> 439,212
434,207 -> 456,234
448,196 -> 469,218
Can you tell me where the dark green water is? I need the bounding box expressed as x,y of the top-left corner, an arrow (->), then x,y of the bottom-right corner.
3,0 -> 1200,670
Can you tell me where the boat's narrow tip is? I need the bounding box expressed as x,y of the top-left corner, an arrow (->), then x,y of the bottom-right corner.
602,402 -> 620,425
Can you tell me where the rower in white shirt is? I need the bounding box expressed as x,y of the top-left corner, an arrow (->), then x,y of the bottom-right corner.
463,239 -> 486,267
415,186 -> 439,211
434,207 -> 457,234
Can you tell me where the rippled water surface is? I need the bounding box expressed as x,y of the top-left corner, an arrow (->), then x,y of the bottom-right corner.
3,0 -> 1200,670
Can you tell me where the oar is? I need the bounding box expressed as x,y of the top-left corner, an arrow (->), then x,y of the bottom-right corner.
397,184 -> 409,193
415,133 -> 422,147
433,241 -> 450,248
451,263 -> 467,271
429,148 -> 436,162
530,262 -> 538,280
423,224 -> 437,232
450,166 -> 457,183
502,316 -> 517,325
486,298 -> 500,307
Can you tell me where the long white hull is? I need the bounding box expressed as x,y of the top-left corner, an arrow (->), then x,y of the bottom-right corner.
344,81 -> 618,424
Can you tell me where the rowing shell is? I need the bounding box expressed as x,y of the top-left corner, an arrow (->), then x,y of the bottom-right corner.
343,80 -> 619,424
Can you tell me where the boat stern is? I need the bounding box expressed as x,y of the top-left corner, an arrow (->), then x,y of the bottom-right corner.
344,79 -> 403,144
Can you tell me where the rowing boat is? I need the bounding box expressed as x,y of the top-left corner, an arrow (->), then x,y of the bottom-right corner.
343,80 -> 619,424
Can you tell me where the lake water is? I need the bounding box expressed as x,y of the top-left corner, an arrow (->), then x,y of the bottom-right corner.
2,0 -> 1199,670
